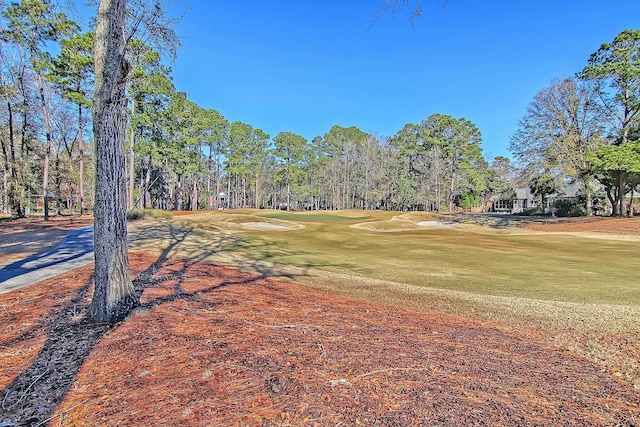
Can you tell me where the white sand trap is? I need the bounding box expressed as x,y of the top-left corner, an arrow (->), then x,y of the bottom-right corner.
351,217 -> 461,232
417,220 -> 460,227
240,222 -> 298,231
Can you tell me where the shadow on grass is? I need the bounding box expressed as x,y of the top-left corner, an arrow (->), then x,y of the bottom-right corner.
129,219 -> 349,278
0,221 -> 330,426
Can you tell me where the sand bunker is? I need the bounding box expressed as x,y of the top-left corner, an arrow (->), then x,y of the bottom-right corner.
240,222 -> 301,231
351,215 -> 462,233
417,220 -> 460,227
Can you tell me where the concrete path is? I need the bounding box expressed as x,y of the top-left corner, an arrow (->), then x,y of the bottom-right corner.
0,226 -> 94,294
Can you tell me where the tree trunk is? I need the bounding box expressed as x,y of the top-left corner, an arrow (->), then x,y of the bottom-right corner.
449,171 -> 456,213
88,0 -> 137,323
216,151 -> 221,209
2,171 -> 6,213
2,100 -> 23,217
54,150 -> 62,215
78,103 -> 85,215
255,176 -> 259,209
606,185 -> 617,216
226,174 -> 231,209
191,172 -> 198,211
241,176 -> 246,208
234,175 -> 239,209
287,181 -> 291,211
619,172 -> 627,217
144,158 -> 152,208
584,181 -> 592,217
8,101 -> 23,217
36,71 -> 53,220
206,149 -> 212,209
175,174 -> 183,211
1,123 -> 10,214
127,96 -> 135,210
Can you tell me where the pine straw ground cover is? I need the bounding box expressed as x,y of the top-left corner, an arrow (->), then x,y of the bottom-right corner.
1,253 -> 639,426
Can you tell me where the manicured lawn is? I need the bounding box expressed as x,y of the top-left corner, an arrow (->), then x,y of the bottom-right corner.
130,209 -> 640,306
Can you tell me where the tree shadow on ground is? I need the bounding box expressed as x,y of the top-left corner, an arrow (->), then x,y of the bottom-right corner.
0,221 -> 318,426
448,213 -> 530,229
128,220 -> 348,279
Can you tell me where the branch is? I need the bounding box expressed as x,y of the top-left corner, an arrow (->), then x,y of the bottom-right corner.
372,0 -> 445,27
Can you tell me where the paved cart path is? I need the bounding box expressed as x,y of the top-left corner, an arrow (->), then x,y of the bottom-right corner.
0,226 -> 94,294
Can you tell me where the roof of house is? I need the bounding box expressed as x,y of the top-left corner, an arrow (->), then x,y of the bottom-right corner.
514,181 -> 582,200
515,187 -> 534,200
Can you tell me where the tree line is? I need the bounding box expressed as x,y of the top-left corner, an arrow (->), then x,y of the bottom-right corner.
0,0 -> 515,220
2,2 -> 638,220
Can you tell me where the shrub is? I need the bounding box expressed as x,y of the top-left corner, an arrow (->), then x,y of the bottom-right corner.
515,208 -> 541,216
553,198 -> 586,217
127,208 -> 172,220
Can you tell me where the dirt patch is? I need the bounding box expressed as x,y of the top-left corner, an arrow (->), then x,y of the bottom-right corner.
524,216 -> 640,235
0,253 -> 638,427
0,215 -> 93,234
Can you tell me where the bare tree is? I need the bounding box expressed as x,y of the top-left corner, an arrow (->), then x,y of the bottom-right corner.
510,78 -> 606,216
374,0 -> 447,25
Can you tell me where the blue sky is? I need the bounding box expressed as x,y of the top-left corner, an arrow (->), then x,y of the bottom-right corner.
83,1 -> 640,160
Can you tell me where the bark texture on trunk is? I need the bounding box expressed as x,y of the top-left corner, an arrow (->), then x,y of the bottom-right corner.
618,172 -> 627,217
36,71 -> 52,221
78,104 -> 85,215
584,182 -> 592,217
88,0 -> 137,323
128,96 -> 135,209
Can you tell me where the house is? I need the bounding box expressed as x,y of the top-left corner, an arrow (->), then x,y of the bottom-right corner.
512,187 -> 538,213
493,182 -> 582,214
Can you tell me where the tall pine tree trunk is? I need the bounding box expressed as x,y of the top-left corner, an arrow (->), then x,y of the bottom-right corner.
127,96 -> 135,209
78,103 -> 85,215
174,174 -> 183,211
36,71 -> 53,220
88,0 -> 137,323
144,159 -> 151,208
255,176 -> 259,209
2,100 -> 24,217
191,172 -> 198,211
226,174 -> 231,210
216,152 -> 221,209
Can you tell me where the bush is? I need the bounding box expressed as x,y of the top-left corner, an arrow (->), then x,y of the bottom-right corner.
553,198 -> 585,217
460,194 -> 481,209
515,208 -> 541,216
127,208 -> 172,220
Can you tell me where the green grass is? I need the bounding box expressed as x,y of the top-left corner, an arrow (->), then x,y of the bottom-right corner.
141,209 -> 640,306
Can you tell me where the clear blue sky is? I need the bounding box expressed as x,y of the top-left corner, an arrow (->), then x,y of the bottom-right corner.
83,1 -> 640,160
